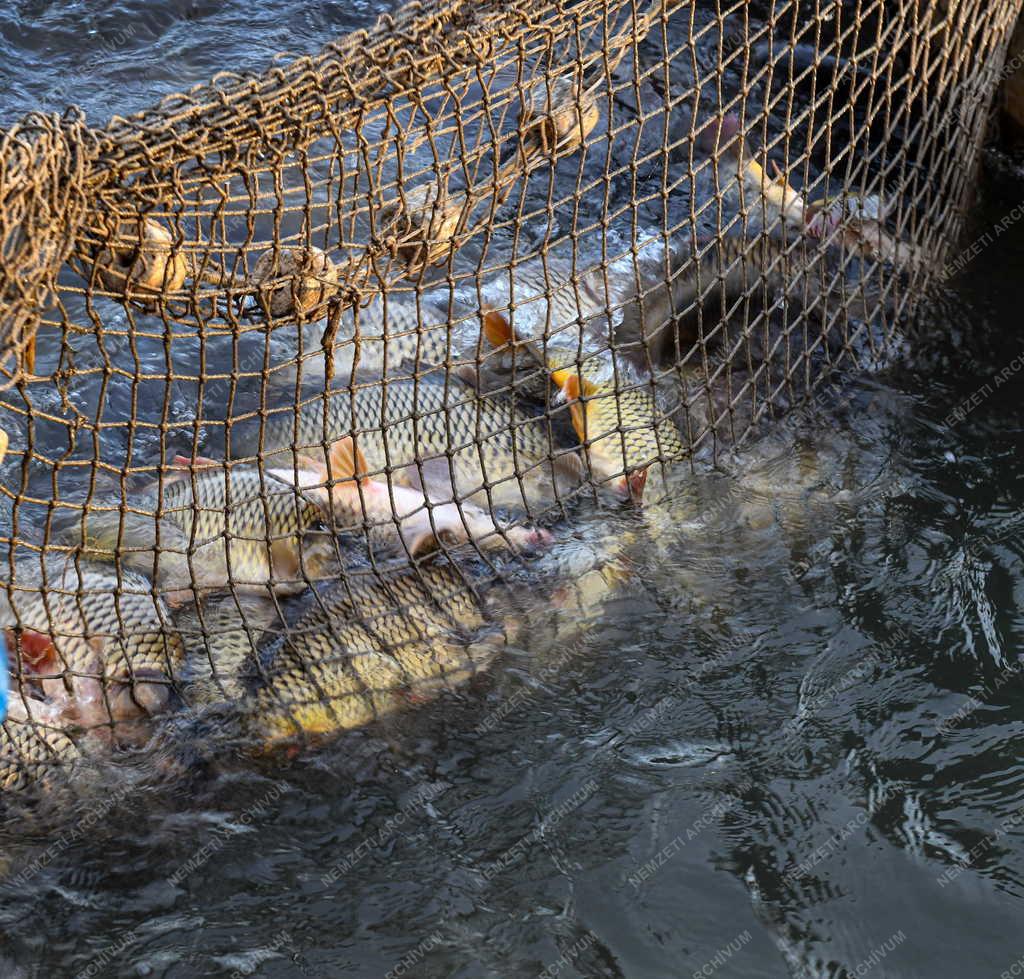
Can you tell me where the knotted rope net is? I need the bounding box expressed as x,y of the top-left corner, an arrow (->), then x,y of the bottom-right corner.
0,0 -> 1017,789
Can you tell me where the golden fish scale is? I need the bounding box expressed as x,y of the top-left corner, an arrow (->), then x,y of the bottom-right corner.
256,562 -> 493,742
0,720 -> 80,791
583,384 -> 687,470
152,468 -> 325,593
5,562 -> 182,682
158,468 -> 320,544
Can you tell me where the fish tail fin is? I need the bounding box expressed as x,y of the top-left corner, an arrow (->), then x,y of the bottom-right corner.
696,112 -> 745,163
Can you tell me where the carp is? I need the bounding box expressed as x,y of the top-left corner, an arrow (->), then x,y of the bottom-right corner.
0,717 -> 81,792
480,311 -> 686,500
0,558 -> 184,738
254,523 -> 633,748
229,375 -> 584,515
67,462 -> 334,603
268,435 -> 552,557
254,559 -> 500,746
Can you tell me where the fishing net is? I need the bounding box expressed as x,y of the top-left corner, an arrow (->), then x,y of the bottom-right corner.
0,0 -> 1017,787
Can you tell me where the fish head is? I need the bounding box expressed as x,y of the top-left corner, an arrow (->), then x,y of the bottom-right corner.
695,112 -> 746,181
9,621 -> 180,729
555,370 -> 674,504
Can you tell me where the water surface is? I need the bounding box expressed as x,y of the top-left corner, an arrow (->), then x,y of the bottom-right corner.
0,3 -> 1022,978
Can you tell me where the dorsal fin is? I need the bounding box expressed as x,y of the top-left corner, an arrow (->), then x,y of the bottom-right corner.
328,436 -> 370,484
482,310 -> 514,348
171,454 -> 219,469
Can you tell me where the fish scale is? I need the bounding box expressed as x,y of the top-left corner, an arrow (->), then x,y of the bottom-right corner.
235,378 -> 581,512
74,467 -> 330,598
0,720 -> 81,792
2,561 -> 182,682
252,527 -> 636,748
0,560 -> 184,788
574,377 -> 688,473
159,468 -> 327,593
481,310 -> 688,485
255,561 -> 497,744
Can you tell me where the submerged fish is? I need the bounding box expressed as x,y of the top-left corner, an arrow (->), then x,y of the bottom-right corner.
255,560 -> 500,746
295,293 -> 453,385
254,525 -> 636,748
271,117 -> 828,425
68,463 -> 334,603
0,717 -> 81,792
174,592 -> 284,705
230,376 -> 584,514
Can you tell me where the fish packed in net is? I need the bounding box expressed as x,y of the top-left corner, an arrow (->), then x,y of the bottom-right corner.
0,0 -> 1001,794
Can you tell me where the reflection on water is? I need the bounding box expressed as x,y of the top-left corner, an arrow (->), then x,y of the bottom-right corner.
1,2 -> 1024,978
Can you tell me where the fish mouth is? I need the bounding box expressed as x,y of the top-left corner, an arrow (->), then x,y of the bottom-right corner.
521,526 -> 554,550
116,669 -> 173,718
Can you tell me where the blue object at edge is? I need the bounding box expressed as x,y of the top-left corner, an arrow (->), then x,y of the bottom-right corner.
0,629 -> 7,723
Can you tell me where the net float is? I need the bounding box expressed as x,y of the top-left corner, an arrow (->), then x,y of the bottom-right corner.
89,216 -> 189,306
520,73 -> 600,157
250,245 -> 340,320
379,181 -> 463,270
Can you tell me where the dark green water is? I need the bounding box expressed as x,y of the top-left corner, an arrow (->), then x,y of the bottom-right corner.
1,2 -> 1023,978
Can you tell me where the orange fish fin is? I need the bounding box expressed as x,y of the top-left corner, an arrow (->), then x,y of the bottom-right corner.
559,371 -> 581,401
559,372 -> 600,443
568,401 -> 586,443
558,371 -> 584,441
328,436 -> 370,485
482,310 -> 514,348
556,370 -> 599,399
